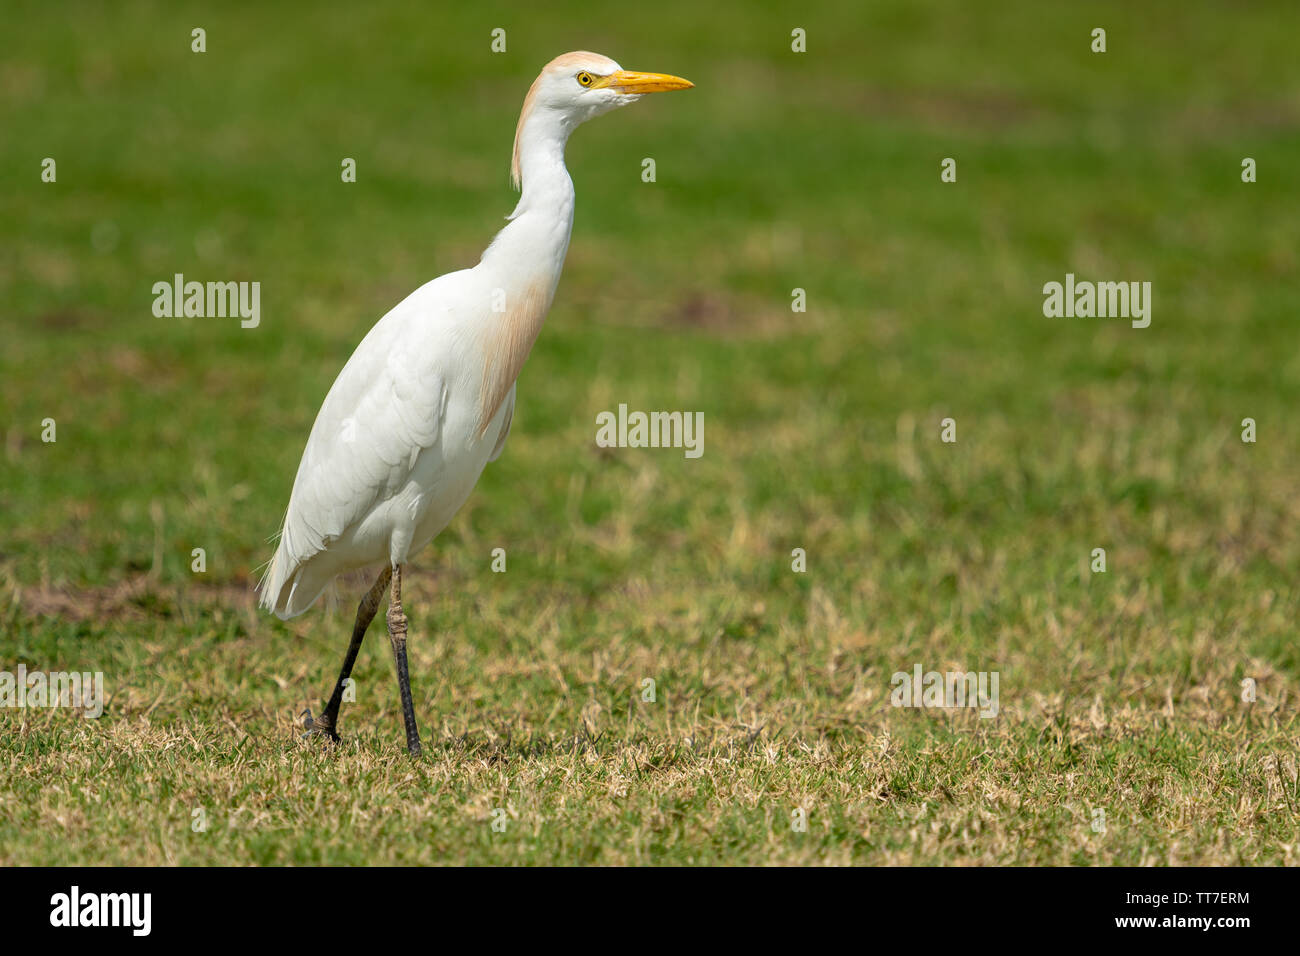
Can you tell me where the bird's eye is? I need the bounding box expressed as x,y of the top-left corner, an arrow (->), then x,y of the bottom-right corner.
576,71 -> 594,87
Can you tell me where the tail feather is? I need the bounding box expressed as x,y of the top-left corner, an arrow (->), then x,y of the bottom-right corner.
257,534 -> 326,620
257,542 -> 292,618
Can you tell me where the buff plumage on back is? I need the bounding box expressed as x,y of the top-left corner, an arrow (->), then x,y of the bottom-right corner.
511,51 -> 615,190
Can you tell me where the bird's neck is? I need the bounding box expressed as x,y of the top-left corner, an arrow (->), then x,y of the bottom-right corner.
472,128 -> 577,437
479,131 -> 575,317
508,115 -> 578,224
488,113 -> 578,267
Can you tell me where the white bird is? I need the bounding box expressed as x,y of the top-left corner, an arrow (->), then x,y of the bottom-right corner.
259,52 -> 693,755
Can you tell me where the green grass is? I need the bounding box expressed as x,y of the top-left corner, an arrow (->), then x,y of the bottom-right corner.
1,0 -> 1298,865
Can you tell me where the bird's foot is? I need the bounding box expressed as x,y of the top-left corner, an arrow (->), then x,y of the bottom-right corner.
300,708 -> 340,744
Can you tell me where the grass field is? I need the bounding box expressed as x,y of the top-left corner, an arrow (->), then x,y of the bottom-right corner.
2,0 -> 1298,865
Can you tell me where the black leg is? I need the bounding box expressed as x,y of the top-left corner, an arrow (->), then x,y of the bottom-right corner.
304,566 -> 392,742
385,564 -> 422,756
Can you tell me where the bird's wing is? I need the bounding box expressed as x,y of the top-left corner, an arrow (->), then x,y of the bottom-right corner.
277,314 -> 449,574
487,385 -> 515,463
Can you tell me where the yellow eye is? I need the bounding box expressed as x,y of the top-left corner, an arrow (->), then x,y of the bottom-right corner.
576,71 -> 594,87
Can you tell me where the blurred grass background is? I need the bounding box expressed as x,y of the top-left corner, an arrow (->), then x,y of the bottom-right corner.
1,0 -> 1298,864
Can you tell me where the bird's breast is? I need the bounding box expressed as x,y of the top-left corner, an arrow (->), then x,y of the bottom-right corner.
475,275 -> 554,436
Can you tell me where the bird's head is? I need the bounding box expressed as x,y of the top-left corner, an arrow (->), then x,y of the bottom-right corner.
512,51 -> 693,189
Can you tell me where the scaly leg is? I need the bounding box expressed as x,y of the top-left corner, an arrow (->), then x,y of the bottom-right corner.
303,566 -> 393,742
385,564 -> 422,756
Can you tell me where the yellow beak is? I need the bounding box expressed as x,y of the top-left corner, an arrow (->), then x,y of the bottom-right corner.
597,70 -> 694,94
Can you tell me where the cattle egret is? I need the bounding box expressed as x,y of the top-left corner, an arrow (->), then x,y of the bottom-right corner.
258,52 -> 693,755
